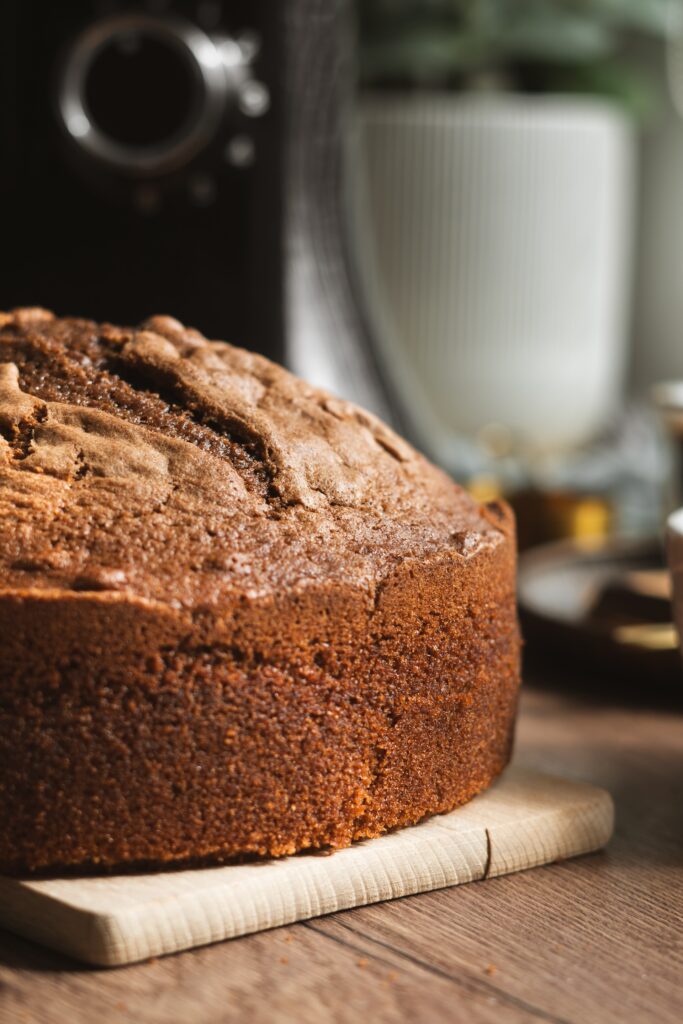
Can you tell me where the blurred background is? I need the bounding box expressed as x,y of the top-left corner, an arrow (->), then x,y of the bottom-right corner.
3,0 -> 683,683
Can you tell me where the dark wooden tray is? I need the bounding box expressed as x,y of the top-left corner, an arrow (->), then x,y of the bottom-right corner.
519,536 -> 681,687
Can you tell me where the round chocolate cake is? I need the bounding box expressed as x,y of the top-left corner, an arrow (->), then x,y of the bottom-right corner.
0,308 -> 521,874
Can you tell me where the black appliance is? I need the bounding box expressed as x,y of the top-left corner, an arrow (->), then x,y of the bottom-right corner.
0,1 -> 283,359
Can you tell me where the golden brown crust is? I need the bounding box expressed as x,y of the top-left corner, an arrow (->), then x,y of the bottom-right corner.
0,309 -> 521,874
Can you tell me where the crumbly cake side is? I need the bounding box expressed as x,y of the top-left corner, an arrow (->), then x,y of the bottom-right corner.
0,308 -> 521,873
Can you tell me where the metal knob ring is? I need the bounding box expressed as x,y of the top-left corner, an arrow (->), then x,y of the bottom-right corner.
58,14 -> 228,176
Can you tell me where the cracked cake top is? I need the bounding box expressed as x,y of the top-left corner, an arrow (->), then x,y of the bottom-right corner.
0,308 -> 509,607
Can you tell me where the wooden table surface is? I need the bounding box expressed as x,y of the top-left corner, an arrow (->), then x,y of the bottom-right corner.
1,669 -> 682,1024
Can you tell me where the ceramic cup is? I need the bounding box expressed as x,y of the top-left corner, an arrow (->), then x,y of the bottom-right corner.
666,508 -> 683,644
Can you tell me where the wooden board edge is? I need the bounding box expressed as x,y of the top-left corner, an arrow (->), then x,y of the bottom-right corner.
0,877 -> 111,966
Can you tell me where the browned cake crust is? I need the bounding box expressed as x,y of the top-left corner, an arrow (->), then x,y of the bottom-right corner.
0,308 -> 521,874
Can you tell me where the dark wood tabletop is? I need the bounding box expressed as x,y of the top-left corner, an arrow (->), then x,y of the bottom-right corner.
1,668 -> 682,1024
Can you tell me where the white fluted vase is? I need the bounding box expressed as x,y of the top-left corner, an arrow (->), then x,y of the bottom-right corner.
350,94 -> 636,473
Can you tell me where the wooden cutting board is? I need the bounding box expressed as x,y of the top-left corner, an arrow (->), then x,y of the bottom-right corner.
0,765 -> 613,967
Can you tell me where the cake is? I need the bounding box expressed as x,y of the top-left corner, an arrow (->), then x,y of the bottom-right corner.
0,308 -> 521,874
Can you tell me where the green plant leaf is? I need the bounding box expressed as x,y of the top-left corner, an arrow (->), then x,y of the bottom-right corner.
577,0 -> 674,36
545,57 -> 660,118
360,26 -> 492,83
357,0 -> 670,112
498,10 -> 616,62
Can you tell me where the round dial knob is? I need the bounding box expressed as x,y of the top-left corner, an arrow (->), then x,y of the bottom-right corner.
58,14 -> 229,176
